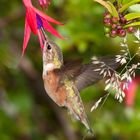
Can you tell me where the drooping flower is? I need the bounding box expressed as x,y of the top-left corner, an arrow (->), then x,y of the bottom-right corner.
38,0 -> 51,9
124,77 -> 140,107
22,0 -> 64,55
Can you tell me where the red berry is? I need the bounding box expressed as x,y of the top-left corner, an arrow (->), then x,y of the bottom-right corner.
112,17 -> 119,23
110,30 -> 117,38
127,27 -> 135,33
119,13 -> 123,18
112,24 -> 117,29
116,25 -> 122,30
103,11 -> 108,16
120,17 -> 127,24
104,11 -> 111,18
104,18 -> 111,27
118,29 -> 126,37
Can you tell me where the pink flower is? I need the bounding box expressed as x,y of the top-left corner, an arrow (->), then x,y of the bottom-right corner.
22,0 -> 64,55
124,77 -> 140,107
38,0 -> 51,9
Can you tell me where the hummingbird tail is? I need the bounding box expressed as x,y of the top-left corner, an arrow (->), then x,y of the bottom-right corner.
87,128 -> 94,135
82,118 -> 94,135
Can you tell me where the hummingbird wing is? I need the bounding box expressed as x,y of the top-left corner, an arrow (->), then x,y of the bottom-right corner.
61,60 -> 83,78
59,56 -> 119,91
75,56 -> 120,91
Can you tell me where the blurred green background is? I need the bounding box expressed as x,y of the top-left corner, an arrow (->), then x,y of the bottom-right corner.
0,0 -> 140,140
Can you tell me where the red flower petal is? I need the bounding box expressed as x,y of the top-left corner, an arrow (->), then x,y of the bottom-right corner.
42,19 -> 64,39
26,7 -> 38,34
22,16 -> 31,56
22,0 -> 32,7
33,7 -> 64,25
22,0 -> 64,55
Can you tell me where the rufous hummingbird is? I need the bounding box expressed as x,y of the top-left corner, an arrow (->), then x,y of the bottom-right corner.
41,28 -> 119,133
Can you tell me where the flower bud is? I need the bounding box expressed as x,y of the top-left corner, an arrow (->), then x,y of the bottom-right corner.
38,0 -> 51,9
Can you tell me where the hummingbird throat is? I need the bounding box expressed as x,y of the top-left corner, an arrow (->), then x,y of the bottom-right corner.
43,63 -> 55,75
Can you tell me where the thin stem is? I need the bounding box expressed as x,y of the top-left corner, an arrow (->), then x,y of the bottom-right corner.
126,45 -> 131,59
99,93 -> 110,110
120,53 -> 137,75
123,36 -> 132,59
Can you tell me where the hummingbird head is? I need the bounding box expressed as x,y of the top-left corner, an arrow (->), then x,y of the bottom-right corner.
43,38 -> 63,71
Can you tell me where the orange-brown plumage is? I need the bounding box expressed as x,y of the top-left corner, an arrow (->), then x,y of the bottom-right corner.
43,70 -> 66,106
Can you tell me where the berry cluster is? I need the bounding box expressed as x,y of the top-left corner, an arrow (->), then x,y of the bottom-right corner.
103,12 -> 135,38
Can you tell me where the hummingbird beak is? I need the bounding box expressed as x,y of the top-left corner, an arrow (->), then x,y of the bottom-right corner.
40,27 -> 49,47
40,28 -> 47,54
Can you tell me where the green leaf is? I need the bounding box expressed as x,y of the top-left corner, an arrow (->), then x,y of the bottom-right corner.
107,1 -> 119,18
120,0 -> 140,12
122,0 -> 132,5
93,0 -> 119,17
124,21 -> 140,28
93,0 -> 112,14
125,12 -> 140,21
117,0 -> 122,5
129,4 -> 140,12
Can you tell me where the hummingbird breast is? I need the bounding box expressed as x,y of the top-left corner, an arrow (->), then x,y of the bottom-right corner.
43,70 -> 67,106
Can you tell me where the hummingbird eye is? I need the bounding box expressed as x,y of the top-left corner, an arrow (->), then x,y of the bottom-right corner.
47,44 -> 52,50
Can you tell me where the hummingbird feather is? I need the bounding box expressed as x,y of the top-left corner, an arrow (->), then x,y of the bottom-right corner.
58,57 -> 120,91
75,57 -> 120,91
